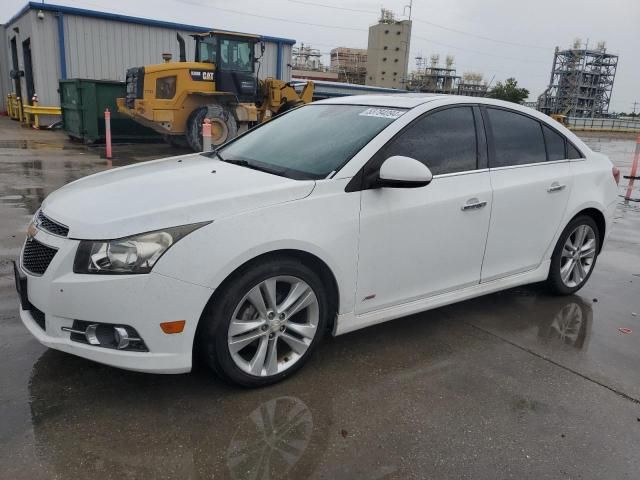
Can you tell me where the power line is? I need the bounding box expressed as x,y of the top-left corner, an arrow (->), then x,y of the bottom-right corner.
412,35 -> 549,64
287,0 -> 553,50
287,0 -> 377,14
176,0 -> 365,31
176,0 -> 550,64
412,18 -> 551,50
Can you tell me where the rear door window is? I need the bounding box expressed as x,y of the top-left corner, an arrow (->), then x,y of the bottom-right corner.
542,124 -> 567,161
380,106 -> 478,175
487,108 -> 546,167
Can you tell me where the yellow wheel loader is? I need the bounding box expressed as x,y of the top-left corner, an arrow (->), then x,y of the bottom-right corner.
116,31 -> 313,151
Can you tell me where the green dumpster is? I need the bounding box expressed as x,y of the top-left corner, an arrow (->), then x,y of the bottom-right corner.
59,79 -> 161,143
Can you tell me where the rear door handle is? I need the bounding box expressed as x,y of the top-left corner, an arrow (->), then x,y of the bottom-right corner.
461,199 -> 487,211
547,182 -> 567,193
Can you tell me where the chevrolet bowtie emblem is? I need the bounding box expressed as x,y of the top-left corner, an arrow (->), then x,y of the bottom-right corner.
27,221 -> 38,240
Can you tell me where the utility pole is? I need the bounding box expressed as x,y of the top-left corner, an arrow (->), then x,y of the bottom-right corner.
632,101 -> 639,115
404,0 -> 413,19
401,0 -> 413,88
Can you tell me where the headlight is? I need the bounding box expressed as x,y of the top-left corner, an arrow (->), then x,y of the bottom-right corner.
73,222 -> 209,274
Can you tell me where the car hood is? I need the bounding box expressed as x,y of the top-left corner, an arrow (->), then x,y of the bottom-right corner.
41,154 -> 315,239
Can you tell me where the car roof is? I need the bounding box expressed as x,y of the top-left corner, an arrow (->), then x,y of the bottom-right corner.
313,94 -> 563,124
313,94 -> 538,115
314,94 -> 445,108
313,93 -> 591,155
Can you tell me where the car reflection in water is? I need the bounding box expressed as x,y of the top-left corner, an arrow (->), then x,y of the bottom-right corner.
538,300 -> 592,349
28,353 -> 327,480
227,396 -> 314,480
460,289 -> 594,352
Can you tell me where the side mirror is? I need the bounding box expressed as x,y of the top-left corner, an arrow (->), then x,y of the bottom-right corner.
376,156 -> 433,188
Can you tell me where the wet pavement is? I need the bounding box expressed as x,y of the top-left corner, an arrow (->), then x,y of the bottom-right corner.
0,117 -> 639,479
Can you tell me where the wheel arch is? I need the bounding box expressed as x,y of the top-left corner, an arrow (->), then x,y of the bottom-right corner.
568,206 -> 606,253
194,249 -> 341,349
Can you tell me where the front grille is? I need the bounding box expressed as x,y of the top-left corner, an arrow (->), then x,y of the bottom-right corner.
22,239 -> 57,275
37,211 -> 69,237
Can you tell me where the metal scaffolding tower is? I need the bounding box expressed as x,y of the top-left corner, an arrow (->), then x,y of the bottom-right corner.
538,41 -> 618,118
407,54 -> 488,97
408,54 -> 460,94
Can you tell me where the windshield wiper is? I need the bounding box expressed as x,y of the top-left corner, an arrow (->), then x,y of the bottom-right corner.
222,158 -> 251,167
217,155 -> 287,177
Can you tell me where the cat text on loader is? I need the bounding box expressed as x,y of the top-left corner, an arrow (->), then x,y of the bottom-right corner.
116,31 -> 313,151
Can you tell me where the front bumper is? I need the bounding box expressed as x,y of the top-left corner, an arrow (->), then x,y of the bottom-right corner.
17,228 -> 213,374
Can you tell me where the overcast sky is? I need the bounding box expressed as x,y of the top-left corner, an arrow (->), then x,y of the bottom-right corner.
4,0 -> 638,111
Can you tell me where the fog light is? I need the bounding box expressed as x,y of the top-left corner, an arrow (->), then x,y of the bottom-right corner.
113,326 -> 130,349
85,324 -> 100,345
63,321 -> 148,351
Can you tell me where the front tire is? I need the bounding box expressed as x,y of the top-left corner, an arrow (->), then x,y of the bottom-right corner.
198,258 -> 329,387
546,215 -> 600,295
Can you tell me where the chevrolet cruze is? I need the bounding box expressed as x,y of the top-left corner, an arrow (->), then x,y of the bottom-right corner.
15,95 -> 619,387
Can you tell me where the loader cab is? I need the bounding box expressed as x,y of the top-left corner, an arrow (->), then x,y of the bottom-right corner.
193,31 -> 259,102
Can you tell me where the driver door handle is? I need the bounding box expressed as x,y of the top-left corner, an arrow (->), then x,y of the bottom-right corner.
461,199 -> 487,211
547,182 -> 567,193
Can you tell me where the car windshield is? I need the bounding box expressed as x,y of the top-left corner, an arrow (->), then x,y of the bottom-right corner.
207,104 -> 406,179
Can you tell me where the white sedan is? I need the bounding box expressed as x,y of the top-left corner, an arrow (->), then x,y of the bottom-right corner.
15,95 -> 619,387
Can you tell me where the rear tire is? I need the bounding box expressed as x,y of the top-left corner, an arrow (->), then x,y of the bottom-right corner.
198,257 -> 329,388
186,104 -> 238,152
546,215 -> 600,295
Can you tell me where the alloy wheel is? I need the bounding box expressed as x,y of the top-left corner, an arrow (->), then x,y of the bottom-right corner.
227,276 -> 319,377
560,224 -> 597,288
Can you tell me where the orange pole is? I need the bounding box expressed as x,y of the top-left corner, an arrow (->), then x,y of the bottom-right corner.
105,108 -> 112,159
625,134 -> 640,201
202,118 -> 212,152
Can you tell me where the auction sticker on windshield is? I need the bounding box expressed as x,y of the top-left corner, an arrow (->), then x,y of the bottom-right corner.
359,108 -> 405,119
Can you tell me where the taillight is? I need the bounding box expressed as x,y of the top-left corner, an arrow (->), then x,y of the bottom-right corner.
612,166 -> 621,185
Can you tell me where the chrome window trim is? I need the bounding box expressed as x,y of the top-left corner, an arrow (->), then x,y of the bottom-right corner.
433,168 -> 489,179
488,159 -> 570,172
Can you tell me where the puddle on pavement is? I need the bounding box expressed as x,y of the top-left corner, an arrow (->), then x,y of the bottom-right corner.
460,289 -> 595,351
0,139 -> 82,151
0,195 -> 24,202
26,351 -> 329,479
19,287 -> 635,479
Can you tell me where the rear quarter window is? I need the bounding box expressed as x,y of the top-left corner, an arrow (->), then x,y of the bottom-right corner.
568,142 -> 585,159
542,124 -> 566,161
